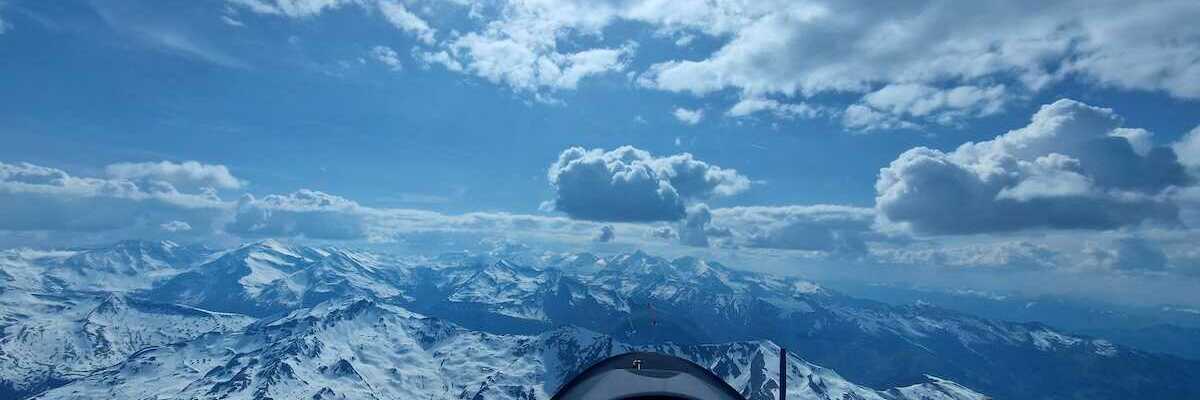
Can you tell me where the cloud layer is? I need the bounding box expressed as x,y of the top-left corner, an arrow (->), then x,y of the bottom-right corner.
223,0 -> 1200,130
0,161 -> 227,234
105,160 -> 244,191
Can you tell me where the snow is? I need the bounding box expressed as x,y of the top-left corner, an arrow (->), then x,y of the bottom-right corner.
8,241 -> 1165,400
1092,339 -> 1119,357
1030,328 -> 1083,351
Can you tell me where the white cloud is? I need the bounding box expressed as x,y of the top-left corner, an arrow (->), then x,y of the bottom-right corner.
160,220 -> 193,232
875,240 -> 1059,271
229,0 -> 436,44
639,1 -> 1200,101
0,161 -> 552,244
727,97 -> 823,119
226,0 -> 356,18
713,205 -> 879,255
376,0 -> 435,44
862,84 -> 1004,118
678,204 -> 714,247
0,161 -> 228,234
414,49 -> 464,72
1174,126 -> 1200,170
841,104 -> 918,132
673,107 -> 704,125
666,204 -> 886,253
221,15 -> 245,27
445,33 -> 635,94
224,188 -> 620,244
876,99 -> 1190,234
228,190 -> 369,240
225,0 -> 1200,123
369,45 -> 403,71
546,146 -> 750,222
650,226 -> 676,240
1111,128 -> 1155,157
93,2 -> 249,69
105,160 -> 244,191
849,83 -> 1008,129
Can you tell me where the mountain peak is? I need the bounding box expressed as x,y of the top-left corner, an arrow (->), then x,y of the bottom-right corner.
112,239 -> 179,251
62,239 -> 201,277
223,239 -> 314,264
247,238 -> 292,253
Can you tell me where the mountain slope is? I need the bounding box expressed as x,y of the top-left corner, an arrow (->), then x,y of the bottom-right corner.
7,240 -> 1200,399
0,294 -> 252,398
390,249 -> 1200,400
31,298 -> 985,400
148,241 -> 414,317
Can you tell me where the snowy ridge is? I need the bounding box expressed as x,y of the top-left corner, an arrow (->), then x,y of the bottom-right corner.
4,240 -> 1199,399
30,297 -> 985,400
0,294 -> 252,396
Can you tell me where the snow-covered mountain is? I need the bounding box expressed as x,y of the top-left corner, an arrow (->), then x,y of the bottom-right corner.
28,297 -> 984,400
148,240 -> 414,317
3,240 -> 1199,399
0,294 -> 252,397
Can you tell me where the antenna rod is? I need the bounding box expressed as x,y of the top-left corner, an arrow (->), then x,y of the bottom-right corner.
779,347 -> 787,400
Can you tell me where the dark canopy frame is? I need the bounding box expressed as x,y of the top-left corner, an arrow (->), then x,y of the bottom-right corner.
550,352 -> 747,400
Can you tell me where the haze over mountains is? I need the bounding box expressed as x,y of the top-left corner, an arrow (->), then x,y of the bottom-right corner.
2,240 -> 1198,399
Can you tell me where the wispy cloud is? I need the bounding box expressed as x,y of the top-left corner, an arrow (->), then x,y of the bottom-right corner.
91,1 -> 249,69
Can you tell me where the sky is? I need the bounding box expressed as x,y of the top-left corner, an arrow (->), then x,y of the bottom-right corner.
1,0 -> 1199,307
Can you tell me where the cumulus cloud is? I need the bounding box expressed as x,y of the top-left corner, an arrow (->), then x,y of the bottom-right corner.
593,225 -> 615,242
228,190 -> 369,240
1112,128 -> 1155,157
105,161 -> 243,191
0,161 -> 228,233
546,146 -> 750,222
404,0 -> 639,97
876,99 -> 1190,234
1175,126 -> 1200,171
727,97 -> 823,119
369,45 -> 403,71
677,204 -> 715,247
444,35 -> 635,96
673,107 -> 704,125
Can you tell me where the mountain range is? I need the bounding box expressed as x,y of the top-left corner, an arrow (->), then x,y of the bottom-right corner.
2,239 -> 1198,399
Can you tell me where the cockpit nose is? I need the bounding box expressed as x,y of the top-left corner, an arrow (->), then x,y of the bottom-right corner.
551,351 -> 778,400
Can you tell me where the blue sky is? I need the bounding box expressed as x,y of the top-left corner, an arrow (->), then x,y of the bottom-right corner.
2,0 -> 1200,307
